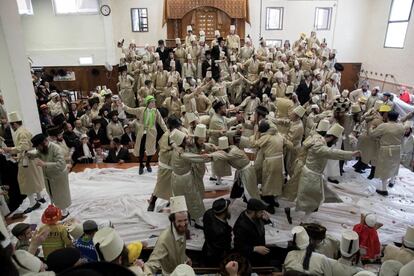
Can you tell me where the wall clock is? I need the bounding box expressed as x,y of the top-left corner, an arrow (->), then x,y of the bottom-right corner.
100,5 -> 111,16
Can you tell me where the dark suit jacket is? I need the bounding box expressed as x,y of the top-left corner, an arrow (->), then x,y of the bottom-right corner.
121,132 -> 136,146
211,45 -> 228,61
296,80 -> 313,106
105,147 -> 130,163
63,131 -> 79,148
201,60 -> 212,78
156,47 -> 170,66
211,45 -> 228,81
88,127 -> 108,145
233,211 -> 266,263
202,209 -> 232,265
72,143 -> 95,164
68,110 -> 84,126
166,58 -> 182,76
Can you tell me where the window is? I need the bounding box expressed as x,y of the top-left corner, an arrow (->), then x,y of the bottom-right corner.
314,8 -> 332,30
266,39 -> 282,48
131,8 -> 149,32
16,0 -> 33,15
53,0 -> 99,15
265,7 -> 283,30
385,0 -> 413,48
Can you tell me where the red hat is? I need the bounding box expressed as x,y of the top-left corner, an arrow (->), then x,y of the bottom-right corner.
41,204 -> 62,225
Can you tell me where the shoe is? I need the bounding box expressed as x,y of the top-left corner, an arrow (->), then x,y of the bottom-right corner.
147,195 -> 157,212
352,161 -> 361,169
37,198 -> 46,204
146,165 -> 152,173
285,207 -> 292,224
23,202 -> 41,214
216,182 -> 223,185
139,166 -> 144,175
209,177 -> 217,181
367,166 -> 376,180
388,183 -> 394,188
147,201 -> 156,212
361,163 -> 370,170
61,212 -> 70,220
376,189 -> 388,196
273,200 -> 280,208
328,178 -> 339,184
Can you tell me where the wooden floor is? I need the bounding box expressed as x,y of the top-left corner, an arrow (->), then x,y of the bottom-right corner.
71,163 -> 229,199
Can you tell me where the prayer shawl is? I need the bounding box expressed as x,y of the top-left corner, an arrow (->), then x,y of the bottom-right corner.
144,108 -> 156,130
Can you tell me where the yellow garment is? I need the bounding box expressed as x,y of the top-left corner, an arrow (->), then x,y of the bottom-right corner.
127,241 -> 143,264
40,224 -> 72,259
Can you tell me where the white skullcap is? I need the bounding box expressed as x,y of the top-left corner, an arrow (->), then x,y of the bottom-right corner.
365,214 -> 377,228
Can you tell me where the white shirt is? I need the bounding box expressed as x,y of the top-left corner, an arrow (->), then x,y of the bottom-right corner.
82,143 -> 92,158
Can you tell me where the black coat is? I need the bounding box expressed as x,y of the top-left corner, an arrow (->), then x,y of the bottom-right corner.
211,45 -> 227,81
63,131 -> 79,148
72,143 -> 95,164
121,132 -> 136,146
88,127 -> 108,145
105,147 -> 130,163
202,209 -> 232,265
156,47 -> 170,66
296,80 -> 313,106
68,110 -> 84,126
201,59 -> 212,79
166,58 -> 182,76
233,211 -> 266,263
0,154 -> 24,213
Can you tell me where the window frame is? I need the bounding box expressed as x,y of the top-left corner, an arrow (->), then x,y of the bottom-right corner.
131,8 -> 149,33
17,0 -> 34,15
265,7 -> 284,30
52,0 -> 99,15
314,7 -> 333,30
384,0 -> 413,49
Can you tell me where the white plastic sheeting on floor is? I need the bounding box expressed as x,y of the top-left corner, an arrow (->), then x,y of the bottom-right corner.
9,162 -> 414,250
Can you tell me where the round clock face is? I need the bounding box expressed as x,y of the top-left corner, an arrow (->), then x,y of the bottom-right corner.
101,5 -> 111,16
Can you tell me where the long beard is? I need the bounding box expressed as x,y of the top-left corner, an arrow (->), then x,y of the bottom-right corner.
40,147 -> 49,154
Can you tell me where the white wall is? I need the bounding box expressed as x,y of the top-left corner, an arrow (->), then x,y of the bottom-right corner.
19,0 -> 414,86
246,0 -> 371,63
110,0 -> 166,55
360,0 -> 414,87
0,0 -> 41,134
21,0 -> 107,66
332,0 -> 371,62
252,0 -> 337,47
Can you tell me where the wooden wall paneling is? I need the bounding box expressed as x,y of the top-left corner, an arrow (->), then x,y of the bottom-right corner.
43,66 -> 119,97
340,63 -> 361,92
235,18 -> 245,45
181,9 -> 195,38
